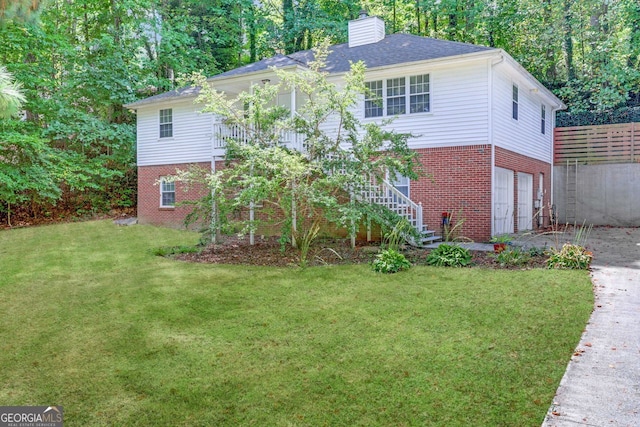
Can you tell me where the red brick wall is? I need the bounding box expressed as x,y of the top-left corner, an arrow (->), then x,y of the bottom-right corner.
137,162 -> 212,228
138,147 -> 551,241
495,147 -> 552,230
412,145 -> 493,241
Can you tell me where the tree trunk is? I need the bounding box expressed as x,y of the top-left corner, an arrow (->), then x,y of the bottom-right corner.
543,0 -> 557,82
629,3 -> 640,67
563,0 -> 576,81
283,0 -> 296,54
416,0 -> 421,35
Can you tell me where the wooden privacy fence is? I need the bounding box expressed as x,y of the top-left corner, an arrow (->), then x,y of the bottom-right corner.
554,122 -> 639,164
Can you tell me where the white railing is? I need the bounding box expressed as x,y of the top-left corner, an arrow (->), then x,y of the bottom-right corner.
360,178 -> 424,243
212,123 -> 305,153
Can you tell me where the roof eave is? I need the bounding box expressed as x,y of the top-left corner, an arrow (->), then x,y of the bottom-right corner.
498,50 -> 566,110
328,48 -> 500,77
206,64 -> 307,85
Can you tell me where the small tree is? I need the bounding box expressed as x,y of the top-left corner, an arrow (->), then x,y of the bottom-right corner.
180,42 -> 422,264
0,66 -> 25,119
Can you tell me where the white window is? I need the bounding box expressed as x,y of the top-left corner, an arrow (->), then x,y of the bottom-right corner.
512,85 -> 519,120
386,78 -> 406,115
160,178 -> 175,207
364,81 -> 383,118
409,74 -> 430,113
159,108 -> 173,138
391,174 -> 410,198
365,74 -> 430,118
541,105 -> 546,134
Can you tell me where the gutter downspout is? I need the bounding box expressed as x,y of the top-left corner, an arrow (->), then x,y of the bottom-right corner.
489,54 -> 505,237
550,105 -> 560,222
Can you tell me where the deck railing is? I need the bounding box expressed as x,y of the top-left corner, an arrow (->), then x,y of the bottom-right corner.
212,123 -> 305,153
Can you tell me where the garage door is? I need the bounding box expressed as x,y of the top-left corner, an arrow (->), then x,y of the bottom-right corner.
494,167 -> 514,235
517,172 -> 533,231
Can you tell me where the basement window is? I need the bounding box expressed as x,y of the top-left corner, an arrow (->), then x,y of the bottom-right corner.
160,178 -> 175,207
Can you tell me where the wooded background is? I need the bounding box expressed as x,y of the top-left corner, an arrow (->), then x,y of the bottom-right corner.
1,0 -> 639,224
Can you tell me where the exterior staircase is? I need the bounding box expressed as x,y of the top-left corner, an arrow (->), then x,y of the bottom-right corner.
212,123 -> 441,246
361,178 -> 441,247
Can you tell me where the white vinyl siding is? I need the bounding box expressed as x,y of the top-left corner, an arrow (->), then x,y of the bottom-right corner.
348,16 -> 385,47
492,65 -> 554,163
136,100 -> 214,166
359,61 -> 489,149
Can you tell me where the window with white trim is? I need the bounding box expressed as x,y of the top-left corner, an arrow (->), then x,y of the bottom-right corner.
365,74 -> 430,118
512,85 -> 519,120
391,174 -> 410,198
386,78 -> 406,115
159,108 -> 173,138
541,104 -> 546,134
364,81 -> 383,118
160,178 -> 175,207
409,74 -> 430,113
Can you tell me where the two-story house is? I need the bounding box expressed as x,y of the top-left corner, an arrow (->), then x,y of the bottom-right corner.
125,14 -> 565,242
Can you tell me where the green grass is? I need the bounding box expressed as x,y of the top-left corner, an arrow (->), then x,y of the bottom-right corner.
0,221 -> 593,426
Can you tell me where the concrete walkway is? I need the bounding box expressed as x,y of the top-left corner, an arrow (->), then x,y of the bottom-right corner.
539,227 -> 640,426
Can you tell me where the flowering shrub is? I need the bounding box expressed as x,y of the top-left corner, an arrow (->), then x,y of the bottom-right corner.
546,244 -> 593,270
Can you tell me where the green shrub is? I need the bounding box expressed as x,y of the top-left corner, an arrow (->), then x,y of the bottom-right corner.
152,245 -> 201,257
492,247 -> 531,267
371,249 -> 412,273
528,246 -> 547,257
426,244 -> 472,267
546,244 -> 593,270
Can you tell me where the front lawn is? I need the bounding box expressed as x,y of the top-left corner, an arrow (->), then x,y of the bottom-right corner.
0,221 -> 593,426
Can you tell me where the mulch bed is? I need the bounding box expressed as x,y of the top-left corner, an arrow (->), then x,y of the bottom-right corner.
175,236 -> 549,269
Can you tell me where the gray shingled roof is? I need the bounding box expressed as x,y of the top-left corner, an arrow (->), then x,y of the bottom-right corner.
126,34 -> 495,107
293,34 -> 494,73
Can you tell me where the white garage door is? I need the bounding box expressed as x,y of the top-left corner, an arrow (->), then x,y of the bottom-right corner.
517,172 -> 533,231
494,167 -> 514,235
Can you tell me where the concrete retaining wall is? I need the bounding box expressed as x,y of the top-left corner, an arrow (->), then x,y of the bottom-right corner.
554,163 -> 640,226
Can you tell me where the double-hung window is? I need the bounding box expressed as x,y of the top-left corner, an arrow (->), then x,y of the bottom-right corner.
159,108 -> 173,138
365,74 -> 430,118
409,74 -> 430,113
160,178 -> 175,207
386,78 -> 406,116
541,105 -> 546,134
388,173 -> 410,206
512,85 -> 519,120
364,81 -> 383,118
